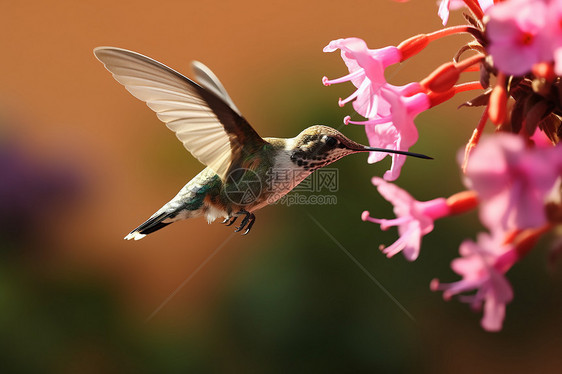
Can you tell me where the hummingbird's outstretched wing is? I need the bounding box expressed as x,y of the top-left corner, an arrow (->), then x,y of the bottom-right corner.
94,47 -> 267,181
191,60 -> 241,116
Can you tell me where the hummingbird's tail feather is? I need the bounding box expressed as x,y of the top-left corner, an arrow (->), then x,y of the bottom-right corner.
124,211 -> 173,240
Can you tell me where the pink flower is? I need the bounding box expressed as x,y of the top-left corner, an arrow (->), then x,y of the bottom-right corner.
323,38 -> 430,181
347,84 -> 429,181
546,0 -> 562,74
438,0 -> 494,26
365,122 -> 400,165
530,127 -> 552,148
486,0 -> 550,76
438,0 -> 467,26
322,38 -> 401,118
431,232 -> 515,332
462,134 -> 562,231
478,0 -> 493,13
362,177 -> 450,261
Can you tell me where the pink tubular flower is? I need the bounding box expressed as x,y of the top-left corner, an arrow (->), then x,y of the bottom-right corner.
438,0 -> 493,26
546,0 -> 562,75
462,134 -> 562,231
347,84 -> 429,181
362,177 -> 451,261
431,232 -> 515,332
486,0 -> 550,76
322,38 -> 401,118
365,122 -> 401,165
438,0 -> 466,26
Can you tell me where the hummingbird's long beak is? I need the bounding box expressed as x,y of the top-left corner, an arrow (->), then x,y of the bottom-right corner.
344,141 -> 433,160
361,146 -> 433,159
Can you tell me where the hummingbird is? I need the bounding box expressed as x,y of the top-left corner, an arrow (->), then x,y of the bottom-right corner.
94,47 -> 431,239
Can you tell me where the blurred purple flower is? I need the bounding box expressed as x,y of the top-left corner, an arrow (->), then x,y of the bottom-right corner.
0,141 -> 82,241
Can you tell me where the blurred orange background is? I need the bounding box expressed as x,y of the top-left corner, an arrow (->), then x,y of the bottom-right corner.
2,0 -> 562,372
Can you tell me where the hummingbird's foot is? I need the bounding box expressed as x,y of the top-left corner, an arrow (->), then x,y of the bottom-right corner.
223,216 -> 238,226
241,215 -> 256,236
233,210 -> 255,235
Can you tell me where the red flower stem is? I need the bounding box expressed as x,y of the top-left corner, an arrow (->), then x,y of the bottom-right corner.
456,54 -> 484,72
399,26 -> 474,62
428,89 -> 456,107
426,25 -> 472,41
513,224 -> 553,259
454,81 -> 483,93
463,0 -> 484,20
503,229 -> 523,246
420,55 -> 483,93
463,65 -> 481,73
462,108 -> 488,173
495,224 -> 553,272
428,81 -> 483,108
488,73 -> 507,125
446,190 -> 479,215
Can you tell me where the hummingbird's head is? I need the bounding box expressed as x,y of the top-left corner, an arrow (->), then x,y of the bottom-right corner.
288,125 -> 375,172
288,125 -> 431,172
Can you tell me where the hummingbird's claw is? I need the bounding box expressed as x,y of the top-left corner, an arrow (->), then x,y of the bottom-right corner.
232,210 -> 255,235
234,217 -> 248,232
221,217 -> 230,224
241,216 -> 256,236
225,216 -> 238,226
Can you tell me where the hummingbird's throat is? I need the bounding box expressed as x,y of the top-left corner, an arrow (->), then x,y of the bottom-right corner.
290,148 -> 350,172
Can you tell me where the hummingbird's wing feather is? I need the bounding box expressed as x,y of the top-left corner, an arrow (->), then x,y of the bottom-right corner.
93,47 -> 266,181
191,61 -> 241,116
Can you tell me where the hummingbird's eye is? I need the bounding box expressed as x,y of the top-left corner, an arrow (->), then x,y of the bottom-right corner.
325,136 -> 338,148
